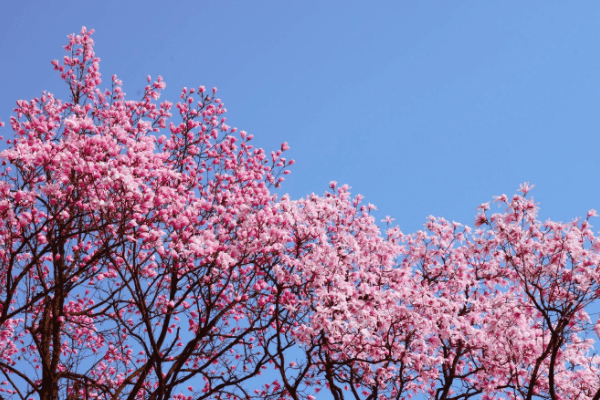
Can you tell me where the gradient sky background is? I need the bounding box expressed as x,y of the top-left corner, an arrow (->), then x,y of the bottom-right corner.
1,1 -> 600,398
2,2 -> 600,234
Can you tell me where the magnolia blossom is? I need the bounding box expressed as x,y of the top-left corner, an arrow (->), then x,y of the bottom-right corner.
0,27 -> 600,400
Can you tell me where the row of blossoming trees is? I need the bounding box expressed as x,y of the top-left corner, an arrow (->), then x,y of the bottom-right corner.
0,28 -> 600,400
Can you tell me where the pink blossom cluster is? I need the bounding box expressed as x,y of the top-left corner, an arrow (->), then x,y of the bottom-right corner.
0,28 -> 600,400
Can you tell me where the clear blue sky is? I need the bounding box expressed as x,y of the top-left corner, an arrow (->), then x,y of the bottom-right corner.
1,1 -> 599,233
2,2 -> 600,399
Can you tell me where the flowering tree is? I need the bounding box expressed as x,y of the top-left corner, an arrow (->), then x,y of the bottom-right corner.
0,27 -> 297,400
276,186 -> 600,400
2,28 -> 600,400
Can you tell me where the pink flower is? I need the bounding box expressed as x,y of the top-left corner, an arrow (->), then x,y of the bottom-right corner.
477,202 -> 490,211
518,182 -> 534,196
474,214 -> 488,227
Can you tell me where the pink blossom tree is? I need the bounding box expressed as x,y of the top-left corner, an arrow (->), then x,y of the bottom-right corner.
0,27 -> 296,400
2,28 -> 600,400
278,187 -> 600,400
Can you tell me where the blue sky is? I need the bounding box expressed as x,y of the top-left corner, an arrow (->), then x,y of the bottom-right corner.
2,2 -> 600,399
1,2 -> 599,234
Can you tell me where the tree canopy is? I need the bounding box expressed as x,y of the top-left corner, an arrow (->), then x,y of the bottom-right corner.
1,27 -> 600,400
